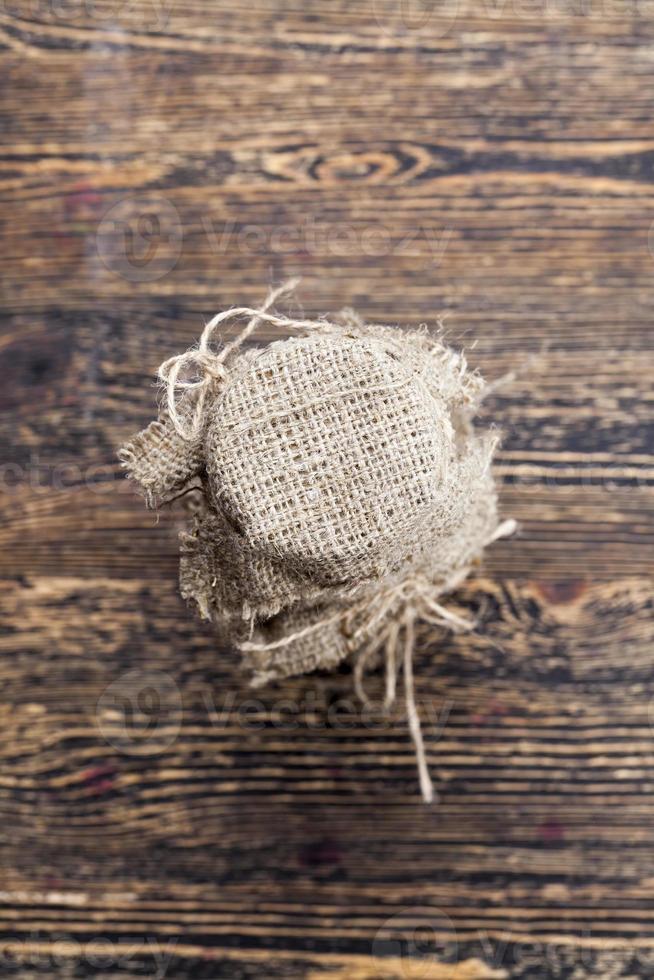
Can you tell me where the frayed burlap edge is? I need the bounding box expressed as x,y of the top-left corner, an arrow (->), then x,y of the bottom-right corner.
117,279 -> 518,802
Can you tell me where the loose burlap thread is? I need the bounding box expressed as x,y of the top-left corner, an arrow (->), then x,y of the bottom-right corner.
119,280 -> 515,802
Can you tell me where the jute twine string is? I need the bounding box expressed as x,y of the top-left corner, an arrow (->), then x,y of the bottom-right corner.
128,280 -> 519,802
242,517 -> 517,803
158,278 -> 350,441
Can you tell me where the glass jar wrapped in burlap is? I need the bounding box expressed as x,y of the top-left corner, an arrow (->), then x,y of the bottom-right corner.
119,282 -> 515,800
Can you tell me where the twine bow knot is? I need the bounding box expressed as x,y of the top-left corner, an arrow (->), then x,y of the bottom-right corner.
158,278 -> 303,441
192,353 -> 229,383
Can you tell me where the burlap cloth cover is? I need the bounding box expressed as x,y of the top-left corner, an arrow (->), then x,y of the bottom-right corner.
119,281 -> 515,801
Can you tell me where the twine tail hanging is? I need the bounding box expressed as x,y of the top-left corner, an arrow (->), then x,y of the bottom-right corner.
358,519 -> 518,803
402,610 -> 434,804
355,596 -> 443,805
241,517 -> 518,803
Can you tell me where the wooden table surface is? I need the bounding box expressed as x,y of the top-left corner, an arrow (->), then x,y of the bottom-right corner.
1,1 -> 654,977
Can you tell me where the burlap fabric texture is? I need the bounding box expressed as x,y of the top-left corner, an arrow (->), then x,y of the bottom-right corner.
119,281 -> 515,801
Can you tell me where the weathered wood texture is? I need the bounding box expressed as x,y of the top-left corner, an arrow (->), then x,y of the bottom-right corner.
1,0 -> 653,976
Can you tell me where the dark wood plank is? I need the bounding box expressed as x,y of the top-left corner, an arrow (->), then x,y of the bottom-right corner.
1,574 -> 653,979
1,0 -> 653,976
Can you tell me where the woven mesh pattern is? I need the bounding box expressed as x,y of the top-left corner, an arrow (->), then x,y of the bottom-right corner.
118,414 -> 203,506
119,294 -> 515,803
120,313 -> 506,680
246,602 -> 351,687
179,496 -> 338,626
206,333 -> 471,586
241,469 -> 499,685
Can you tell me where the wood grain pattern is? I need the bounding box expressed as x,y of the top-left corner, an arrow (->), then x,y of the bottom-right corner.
1,0 -> 653,976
